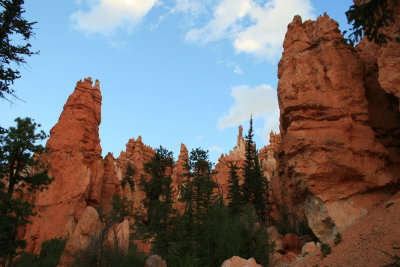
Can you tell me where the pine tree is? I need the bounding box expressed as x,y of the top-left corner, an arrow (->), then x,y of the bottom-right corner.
227,163 -> 241,213
241,116 -> 271,224
137,146 -> 175,260
174,148 -> 217,265
0,0 -> 38,101
345,0 -> 400,45
0,117 -> 53,267
121,163 -> 135,191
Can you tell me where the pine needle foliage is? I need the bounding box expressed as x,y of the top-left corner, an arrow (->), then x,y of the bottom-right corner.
0,0 -> 39,101
241,116 -> 272,224
345,0 -> 399,45
0,117 -> 53,267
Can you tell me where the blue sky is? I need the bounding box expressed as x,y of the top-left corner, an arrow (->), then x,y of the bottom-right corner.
1,0 -> 353,163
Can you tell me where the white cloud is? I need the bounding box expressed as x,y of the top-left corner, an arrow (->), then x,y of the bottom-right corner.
218,84 -> 280,141
71,0 -> 158,35
209,145 -> 224,153
171,0 -> 206,17
185,0 -> 315,61
233,65 -> 243,74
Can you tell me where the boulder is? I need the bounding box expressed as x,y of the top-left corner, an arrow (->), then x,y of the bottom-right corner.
221,256 -> 262,267
58,206 -> 101,267
301,241 -> 318,257
145,255 -> 167,267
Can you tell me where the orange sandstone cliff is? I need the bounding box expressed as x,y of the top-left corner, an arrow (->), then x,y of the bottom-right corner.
273,11 -> 400,243
24,78 -> 107,253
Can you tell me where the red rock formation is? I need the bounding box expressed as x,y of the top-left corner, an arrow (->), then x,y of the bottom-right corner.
213,126 -> 246,201
59,206 -> 101,267
24,78 -> 104,254
171,143 -> 188,187
99,153 -> 123,207
171,143 -> 188,213
355,0 -> 400,110
274,12 -> 400,242
221,256 -> 262,267
259,131 -> 281,180
116,137 -> 155,211
106,219 -> 130,253
281,233 -> 301,254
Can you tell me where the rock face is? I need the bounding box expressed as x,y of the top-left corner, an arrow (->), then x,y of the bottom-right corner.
274,12 -> 400,242
116,136 -> 155,211
259,131 -> 281,181
24,78 -> 105,253
106,219 -> 130,253
221,256 -> 262,267
59,206 -> 101,267
213,126 -> 246,201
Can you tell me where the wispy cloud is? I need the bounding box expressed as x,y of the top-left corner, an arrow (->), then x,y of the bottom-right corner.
170,0 -> 206,17
233,65 -> 243,74
185,0 -> 315,62
71,0 -> 158,35
209,145 -> 224,153
218,84 -> 279,141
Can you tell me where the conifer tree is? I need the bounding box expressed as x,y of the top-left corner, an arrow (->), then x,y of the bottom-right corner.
241,116 -> 271,224
121,163 -> 135,191
0,117 -> 53,267
137,146 -> 175,260
174,148 -> 217,265
345,0 -> 400,45
0,0 -> 38,101
227,163 -> 241,213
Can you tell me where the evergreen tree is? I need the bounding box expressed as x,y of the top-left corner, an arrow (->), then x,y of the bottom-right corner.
227,163 -> 241,213
137,146 -> 175,260
0,117 -> 53,267
241,116 -> 271,224
0,0 -> 38,101
121,162 -> 135,191
173,148 -> 217,266
345,0 -> 400,45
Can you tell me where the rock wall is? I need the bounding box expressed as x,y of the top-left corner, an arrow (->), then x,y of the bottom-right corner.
24,78 -> 105,253
274,10 -> 400,242
259,131 -> 281,181
213,126 -> 246,201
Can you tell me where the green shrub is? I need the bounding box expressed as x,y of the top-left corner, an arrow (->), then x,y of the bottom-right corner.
334,233 -> 342,246
72,239 -> 147,267
14,237 -> 67,267
14,252 -> 38,267
320,243 -> 331,258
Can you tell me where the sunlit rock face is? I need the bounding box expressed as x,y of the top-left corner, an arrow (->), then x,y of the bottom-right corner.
259,131 -> 281,181
24,78 -> 105,253
275,12 -> 400,242
213,126 -> 246,202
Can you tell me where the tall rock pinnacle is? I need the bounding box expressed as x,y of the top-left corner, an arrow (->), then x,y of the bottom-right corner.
24,78 -> 105,253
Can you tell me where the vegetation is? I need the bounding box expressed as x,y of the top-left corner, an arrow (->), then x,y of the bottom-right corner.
72,240 -> 147,267
345,0 -> 400,45
121,163 -> 135,191
0,0 -> 38,101
0,118 -> 53,267
241,116 -> 273,224
130,146 -> 275,266
227,162 -> 241,213
136,146 -> 176,260
14,237 -> 67,267
334,233 -> 342,246
320,243 -> 332,258
72,194 -> 140,267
